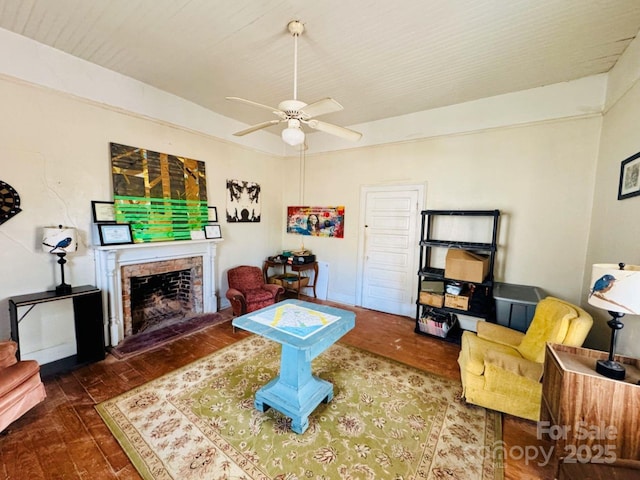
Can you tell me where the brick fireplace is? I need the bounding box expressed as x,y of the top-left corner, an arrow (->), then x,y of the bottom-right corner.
94,240 -> 220,346
122,256 -> 203,337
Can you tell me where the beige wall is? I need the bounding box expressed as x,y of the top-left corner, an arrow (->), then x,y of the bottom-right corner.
584,65 -> 640,356
282,118 -> 601,306
0,77 -> 283,342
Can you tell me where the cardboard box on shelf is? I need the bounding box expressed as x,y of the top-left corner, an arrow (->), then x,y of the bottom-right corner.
419,291 -> 444,307
444,292 -> 470,310
269,274 -> 309,291
420,281 -> 444,293
445,249 -> 490,283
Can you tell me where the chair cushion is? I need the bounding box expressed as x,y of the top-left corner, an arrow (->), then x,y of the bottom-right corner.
517,298 -> 575,363
484,350 -> 545,382
459,331 -> 522,376
0,360 -> 41,398
0,341 -> 18,369
243,288 -> 278,314
244,288 -> 275,302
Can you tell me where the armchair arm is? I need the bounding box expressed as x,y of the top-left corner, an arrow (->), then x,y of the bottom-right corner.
225,287 -> 247,315
263,283 -> 284,298
0,340 -> 18,369
484,349 -> 544,382
477,322 -> 525,347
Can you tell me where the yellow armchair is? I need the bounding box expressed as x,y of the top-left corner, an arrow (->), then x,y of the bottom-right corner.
457,296 -> 593,421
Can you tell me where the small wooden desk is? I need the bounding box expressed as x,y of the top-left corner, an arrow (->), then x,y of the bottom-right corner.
232,300 -> 355,433
263,259 -> 318,298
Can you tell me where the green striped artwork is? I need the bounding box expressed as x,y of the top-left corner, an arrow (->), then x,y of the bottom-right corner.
110,143 -> 208,243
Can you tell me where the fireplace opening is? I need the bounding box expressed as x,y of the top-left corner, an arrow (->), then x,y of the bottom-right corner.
130,268 -> 194,334
121,256 -> 204,339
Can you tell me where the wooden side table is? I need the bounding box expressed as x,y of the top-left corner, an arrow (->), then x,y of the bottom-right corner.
541,343 -> 640,469
557,457 -> 640,479
263,259 -> 318,298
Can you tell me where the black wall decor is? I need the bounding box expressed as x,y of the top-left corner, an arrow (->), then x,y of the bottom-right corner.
0,180 -> 22,225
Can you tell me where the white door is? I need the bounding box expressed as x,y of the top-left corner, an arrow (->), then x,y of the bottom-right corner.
359,186 -> 422,316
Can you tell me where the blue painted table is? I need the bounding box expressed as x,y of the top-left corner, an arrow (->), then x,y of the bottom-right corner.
232,300 -> 355,434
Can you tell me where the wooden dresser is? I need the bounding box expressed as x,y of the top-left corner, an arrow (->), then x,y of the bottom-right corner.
541,343 -> 640,471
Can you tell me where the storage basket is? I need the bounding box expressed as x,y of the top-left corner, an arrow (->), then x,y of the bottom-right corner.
417,310 -> 457,338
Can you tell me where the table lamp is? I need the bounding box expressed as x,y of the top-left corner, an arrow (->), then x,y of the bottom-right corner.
42,225 -> 78,294
588,263 -> 640,380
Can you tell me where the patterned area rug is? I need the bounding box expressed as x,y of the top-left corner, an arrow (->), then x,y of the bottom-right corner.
97,336 -> 503,479
110,312 -> 232,359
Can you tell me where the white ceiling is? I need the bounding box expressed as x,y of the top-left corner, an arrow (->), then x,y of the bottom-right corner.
1,0 -> 640,135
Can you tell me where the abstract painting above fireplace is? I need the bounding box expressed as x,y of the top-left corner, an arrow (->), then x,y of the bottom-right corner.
110,142 -> 209,243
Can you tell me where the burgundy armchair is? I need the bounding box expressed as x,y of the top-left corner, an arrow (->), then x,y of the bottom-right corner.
0,340 -> 46,432
226,265 -> 284,316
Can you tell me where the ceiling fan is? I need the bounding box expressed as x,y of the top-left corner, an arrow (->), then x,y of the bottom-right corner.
226,20 -> 362,146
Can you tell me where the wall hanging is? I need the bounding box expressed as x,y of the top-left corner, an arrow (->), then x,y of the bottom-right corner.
618,151 -> 640,200
110,143 -> 208,242
226,179 -> 261,223
287,206 -> 344,238
0,180 -> 22,226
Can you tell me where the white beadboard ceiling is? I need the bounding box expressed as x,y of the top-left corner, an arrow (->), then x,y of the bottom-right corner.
1,0 -> 640,133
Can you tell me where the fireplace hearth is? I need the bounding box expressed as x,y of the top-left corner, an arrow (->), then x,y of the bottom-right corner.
94,239 -> 220,347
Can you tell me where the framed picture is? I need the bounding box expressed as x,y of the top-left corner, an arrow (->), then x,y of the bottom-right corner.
204,224 -> 222,239
91,201 -> 116,223
208,206 -> 218,222
618,152 -> 640,200
98,223 -> 133,245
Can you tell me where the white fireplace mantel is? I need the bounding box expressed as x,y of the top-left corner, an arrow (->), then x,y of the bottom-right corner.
94,239 -> 222,346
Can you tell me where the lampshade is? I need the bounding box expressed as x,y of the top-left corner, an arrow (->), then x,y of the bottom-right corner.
588,263 -> 640,380
282,119 -> 305,146
42,225 -> 78,254
588,263 -> 640,314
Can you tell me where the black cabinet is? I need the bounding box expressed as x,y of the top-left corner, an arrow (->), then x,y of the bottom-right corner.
9,285 -> 105,376
415,210 -> 500,341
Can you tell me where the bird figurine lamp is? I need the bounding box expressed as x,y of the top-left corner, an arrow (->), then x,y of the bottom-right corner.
588,263 -> 640,380
42,225 -> 78,294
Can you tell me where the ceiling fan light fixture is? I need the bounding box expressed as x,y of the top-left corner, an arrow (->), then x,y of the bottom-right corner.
282,119 -> 305,146
226,20 -> 361,143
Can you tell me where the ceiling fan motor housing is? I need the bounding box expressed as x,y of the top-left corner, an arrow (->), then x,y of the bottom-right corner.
278,99 -> 306,117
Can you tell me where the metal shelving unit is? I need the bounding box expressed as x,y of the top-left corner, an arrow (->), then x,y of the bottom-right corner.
415,209 -> 500,342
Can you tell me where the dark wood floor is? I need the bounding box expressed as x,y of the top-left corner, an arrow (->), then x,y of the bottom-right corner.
0,297 -> 555,479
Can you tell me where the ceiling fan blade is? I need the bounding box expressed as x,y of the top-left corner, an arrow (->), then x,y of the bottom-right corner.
299,98 -> 343,119
226,97 -> 287,119
307,119 -> 362,142
232,119 -> 281,136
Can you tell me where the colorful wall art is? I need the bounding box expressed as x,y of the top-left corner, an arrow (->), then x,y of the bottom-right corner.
226,179 -> 261,223
287,206 -> 345,238
110,143 -> 208,242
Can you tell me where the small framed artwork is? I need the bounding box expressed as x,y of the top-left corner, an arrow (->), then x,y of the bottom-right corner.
204,224 -> 222,239
618,152 -> 640,200
92,201 -> 116,223
98,223 -> 133,246
208,206 -> 218,222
